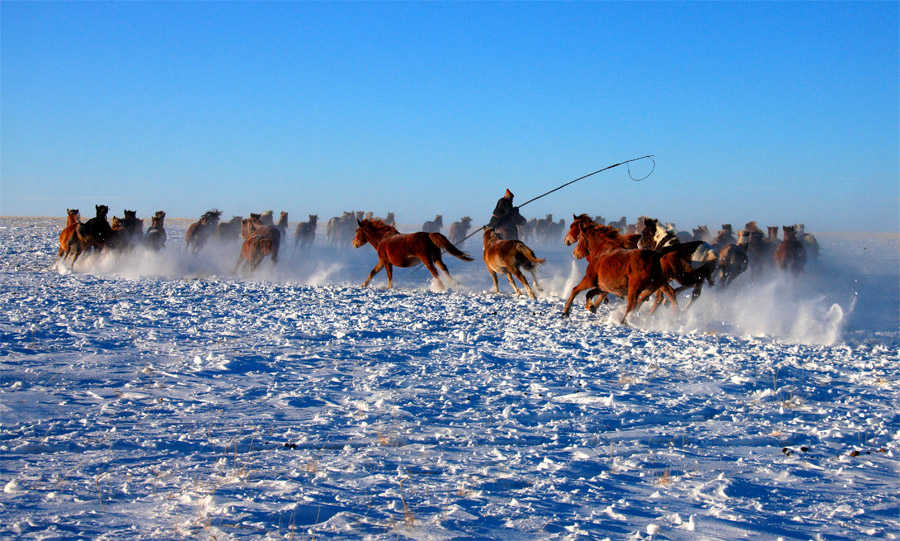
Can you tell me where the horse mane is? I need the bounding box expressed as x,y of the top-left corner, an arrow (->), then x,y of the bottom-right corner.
361,218 -> 399,235
579,220 -> 633,250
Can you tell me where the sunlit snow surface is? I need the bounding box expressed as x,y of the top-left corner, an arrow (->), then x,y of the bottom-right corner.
1,217 -> 897,540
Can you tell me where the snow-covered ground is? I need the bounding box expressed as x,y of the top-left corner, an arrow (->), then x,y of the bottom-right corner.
1,217 -> 897,540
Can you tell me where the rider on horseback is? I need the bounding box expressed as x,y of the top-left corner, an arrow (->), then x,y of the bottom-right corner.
488,188 -> 526,240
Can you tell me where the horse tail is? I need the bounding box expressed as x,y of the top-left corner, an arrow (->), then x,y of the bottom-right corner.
659,250 -> 686,282
429,233 -> 474,261
259,236 -> 274,256
516,243 -> 545,265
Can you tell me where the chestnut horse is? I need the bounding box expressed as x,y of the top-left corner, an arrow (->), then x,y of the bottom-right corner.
562,214 -> 677,324
482,228 -> 545,298
233,219 -> 276,274
56,209 -> 81,266
244,215 -> 281,264
352,218 -> 473,290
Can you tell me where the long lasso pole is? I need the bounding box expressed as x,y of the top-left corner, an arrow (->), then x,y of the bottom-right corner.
409,154 -> 655,275
456,154 -> 656,245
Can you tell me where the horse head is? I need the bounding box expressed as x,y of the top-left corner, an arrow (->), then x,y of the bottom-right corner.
95,205 -> 109,219
565,214 -> 593,246
66,209 -> 81,225
351,219 -> 369,248
483,227 -> 501,245
637,218 -> 660,250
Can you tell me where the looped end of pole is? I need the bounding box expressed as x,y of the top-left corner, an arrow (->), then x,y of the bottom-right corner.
627,155 -> 655,181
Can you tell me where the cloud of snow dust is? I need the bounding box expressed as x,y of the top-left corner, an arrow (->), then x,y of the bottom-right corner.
61,222 -> 897,347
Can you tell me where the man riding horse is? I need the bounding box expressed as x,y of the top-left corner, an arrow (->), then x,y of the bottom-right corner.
488,188 -> 526,240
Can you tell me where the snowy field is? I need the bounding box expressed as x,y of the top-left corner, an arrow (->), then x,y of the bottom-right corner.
1,216 -> 898,540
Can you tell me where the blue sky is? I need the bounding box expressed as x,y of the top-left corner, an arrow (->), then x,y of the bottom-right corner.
2,1 -> 897,232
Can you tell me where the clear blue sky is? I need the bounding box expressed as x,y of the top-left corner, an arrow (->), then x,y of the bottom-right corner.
2,1 -> 898,232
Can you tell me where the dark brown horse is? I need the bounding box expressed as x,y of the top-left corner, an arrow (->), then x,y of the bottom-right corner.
108,210 -> 144,251
738,221 -> 769,278
185,210 -> 222,253
482,228 -> 545,299
215,216 -> 243,243
351,218 -> 473,290
562,215 -> 678,324
56,209 -> 81,266
71,205 -> 112,268
422,215 -> 443,233
233,219 -> 276,274
294,214 -> 318,249
774,226 -> 807,273
143,211 -> 167,251
637,217 -> 718,309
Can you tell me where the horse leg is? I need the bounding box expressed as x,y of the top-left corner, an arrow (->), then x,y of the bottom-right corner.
658,284 -> 679,317
70,243 -> 84,270
562,275 -> 596,317
587,291 -> 610,311
504,271 -> 524,297
422,260 -> 446,291
361,261 -> 384,287
684,284 -> 702,309
529,267 -> 543,292
232,254 -> 243,275
585,288 -> 607,312
622,283 -> 645,324
509,267 -> 536,298
489,270 -> 500,293
432,257 -> 453,288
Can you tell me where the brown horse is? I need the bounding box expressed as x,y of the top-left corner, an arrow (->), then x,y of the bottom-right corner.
71,205 -> 112,268
143,211 -> 167,251
185,210 -> 222,253
715,243 -> 748,288
774,226 -> 807,273
482,228 -> 545,298
56,209 -> 81,266
352,218 -> 473,290
244,215 -> 281,264
276,211 -> 289,238
562,215 -> 678,324
233,220 -> 276,274
294,214 -> 318,249
449,216 -> 472,246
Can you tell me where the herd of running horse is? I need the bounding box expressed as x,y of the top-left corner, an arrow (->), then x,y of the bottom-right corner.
53,206 -> 819,324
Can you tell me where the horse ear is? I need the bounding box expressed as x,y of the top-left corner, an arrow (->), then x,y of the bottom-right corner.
357,219 -> 362,226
